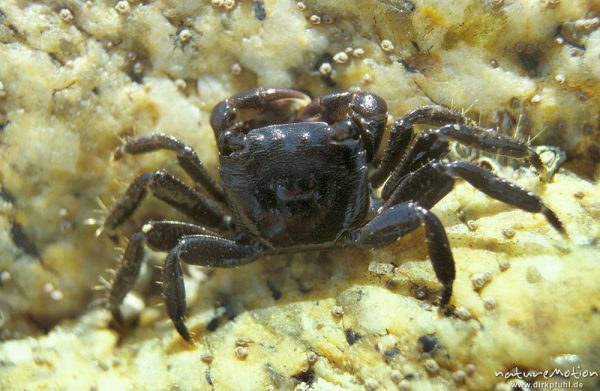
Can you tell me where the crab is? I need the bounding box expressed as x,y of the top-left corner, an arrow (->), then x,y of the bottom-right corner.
103,87 -> 565,342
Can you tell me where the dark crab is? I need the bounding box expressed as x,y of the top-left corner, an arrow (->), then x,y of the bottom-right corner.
103,88 -> 565,342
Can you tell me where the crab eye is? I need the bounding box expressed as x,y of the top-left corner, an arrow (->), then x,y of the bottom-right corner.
350,92 -> 387,123
330,120 -> 357,141
219,130 -> 245,156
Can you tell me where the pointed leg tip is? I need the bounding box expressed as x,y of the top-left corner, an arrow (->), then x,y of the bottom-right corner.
542,207 -> 567,238
558,226 -> 569,240
111,147 -> 124,161
438,284 -> 453,309
555,221 -> 568,239
174,320 -> 194,343
110,307 -> 125,327
529,153 -> 547,177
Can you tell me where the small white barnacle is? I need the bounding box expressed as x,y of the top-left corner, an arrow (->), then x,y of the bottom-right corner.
309,15 -> 321,25
331,305 -> 344,317
483,297 -> 497,310
498,260 -> 511,271
333,52 -> 349,64
380,39 -> 394,52
223,0 -> 236,11
360,73 -> 373,85
319,62 -> 332,75
353,48 -> 365,57
424,359 -> 440,374
234,346 -> 248,359
178,29 -> 192,43
59,8 -> 74,22
132,62 -> 144,75
230,63 -> 242,75
455,306 -> 473,321
115,1 -> 131,14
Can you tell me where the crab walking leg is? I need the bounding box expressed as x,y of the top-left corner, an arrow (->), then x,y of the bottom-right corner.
143,221 -> 220,250
395,105 -> 477,129
113,133 -> 225,201
381,123 -> 546,200
163,235 -> 260,342
436,123 -> 545,173
385,161 -> 566,236
383,162 -> 454,210
296,91 -> 388,161
369,120 -> 413,188
371,106 -> 474,189
108,232 -> 145,325
443,162 -> 565,235
351,202 -> 455,307
108,222 -> 215,325
103,170 -> 231,233
381,130 -> 450,199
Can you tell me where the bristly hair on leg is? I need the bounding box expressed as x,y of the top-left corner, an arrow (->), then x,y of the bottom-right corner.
460,99 -> 479,125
